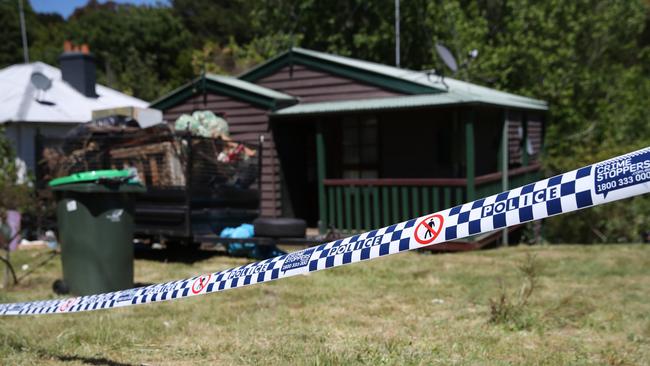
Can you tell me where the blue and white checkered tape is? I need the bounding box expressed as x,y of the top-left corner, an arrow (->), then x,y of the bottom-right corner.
1,147 -> 649,316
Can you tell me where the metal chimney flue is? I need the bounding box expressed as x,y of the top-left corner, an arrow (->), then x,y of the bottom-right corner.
59,41 -> 97,98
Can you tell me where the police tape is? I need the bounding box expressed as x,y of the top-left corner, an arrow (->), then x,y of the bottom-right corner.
1,147 -> 649,316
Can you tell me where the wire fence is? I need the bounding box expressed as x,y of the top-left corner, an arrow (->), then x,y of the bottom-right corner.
36,127 -> 261,195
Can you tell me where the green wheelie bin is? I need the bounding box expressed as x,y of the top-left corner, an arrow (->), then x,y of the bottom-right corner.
49,170 -> 145,295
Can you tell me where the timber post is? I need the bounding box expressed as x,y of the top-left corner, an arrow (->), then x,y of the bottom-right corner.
464,110 -> 475,202
316,121 -> 327,233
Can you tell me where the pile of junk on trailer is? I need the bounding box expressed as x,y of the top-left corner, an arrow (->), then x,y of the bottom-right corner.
37,107 -> 314,259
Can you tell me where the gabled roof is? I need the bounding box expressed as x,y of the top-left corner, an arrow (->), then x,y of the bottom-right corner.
240,47 -> 547,115
151,48 -> 546,118
150,73 -> 297,111
0,62 -> 147,124
239,47 -> 446,95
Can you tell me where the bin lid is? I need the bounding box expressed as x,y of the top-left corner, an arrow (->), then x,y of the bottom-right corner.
49,170 -> 145,192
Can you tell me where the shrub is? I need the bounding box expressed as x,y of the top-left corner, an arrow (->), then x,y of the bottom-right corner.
0,127 -> 37,215
488,252 -> 542,330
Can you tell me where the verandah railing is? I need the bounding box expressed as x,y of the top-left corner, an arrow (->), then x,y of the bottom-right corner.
322,163 -> 542,233
323,178 -> 467,233
474,164 -> 542,198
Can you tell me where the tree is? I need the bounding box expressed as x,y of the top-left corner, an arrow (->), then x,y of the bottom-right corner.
171,0 -> 255,47
0,0 -> 24,67
458,0 -> 650,242
191,34 -> 299,76
0,127 -> 35,214
29,12 -> 66,66
64,0 -> 193,100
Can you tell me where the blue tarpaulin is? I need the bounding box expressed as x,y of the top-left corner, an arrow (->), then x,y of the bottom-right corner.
220,224 -> 285,260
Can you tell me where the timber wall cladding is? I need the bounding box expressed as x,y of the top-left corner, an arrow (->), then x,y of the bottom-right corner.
507,112 -> 543,165
254,65 -> 405,103
527,115 -> 543,162
248,63 -> 407,217
508,118 -> 523,165
163,92 -> 281,217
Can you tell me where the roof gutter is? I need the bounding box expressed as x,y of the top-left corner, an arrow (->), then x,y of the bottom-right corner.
270,100 -> 547,120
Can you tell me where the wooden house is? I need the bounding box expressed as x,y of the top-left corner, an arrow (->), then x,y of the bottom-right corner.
152,48 -> 548,233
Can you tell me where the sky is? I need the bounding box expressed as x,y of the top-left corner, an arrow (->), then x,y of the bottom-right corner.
30,0 -> 167,18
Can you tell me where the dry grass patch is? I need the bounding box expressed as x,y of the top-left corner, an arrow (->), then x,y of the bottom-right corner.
0,244 -> 649,364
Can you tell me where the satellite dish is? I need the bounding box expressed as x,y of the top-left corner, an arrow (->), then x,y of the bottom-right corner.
30,72 -> 52,91
31,71 -> 55,105
435,44 -> 458,73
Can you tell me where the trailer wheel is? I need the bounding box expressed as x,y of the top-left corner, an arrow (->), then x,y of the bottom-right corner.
253,218 -> 306,238
52,279 -> 69,295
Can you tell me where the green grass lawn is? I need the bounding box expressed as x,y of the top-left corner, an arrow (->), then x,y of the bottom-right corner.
1,244 -> 649,365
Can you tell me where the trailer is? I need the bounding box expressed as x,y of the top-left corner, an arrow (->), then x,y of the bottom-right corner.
37,125 -> 267,249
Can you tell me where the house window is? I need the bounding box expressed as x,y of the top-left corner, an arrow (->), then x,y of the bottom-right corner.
342,117 -> 378,179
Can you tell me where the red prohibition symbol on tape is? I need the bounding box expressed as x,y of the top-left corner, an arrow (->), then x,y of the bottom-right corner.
58,297 -> 78,312
414,214 -> 444,245
191,274 -> 212,294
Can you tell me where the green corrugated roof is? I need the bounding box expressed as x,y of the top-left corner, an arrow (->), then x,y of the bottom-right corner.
273,94 -> 460,116
289,48 -> 547,109
273,88 -> 547,117
438,77 -> 547,109
287,48 -> 447,92
204,74 -> 295,101
239,48 -> 445,95
150,73 -> 296,111
153,47 -> 547,115
243,47 -> 547,113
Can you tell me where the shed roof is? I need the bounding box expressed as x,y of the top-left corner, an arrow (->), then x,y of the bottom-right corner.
0,62 -> 147,124
150,73 -> 296,111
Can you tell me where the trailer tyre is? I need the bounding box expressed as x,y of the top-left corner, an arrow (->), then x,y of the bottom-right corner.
253,218 -> 306,238
52,279 -> 69,295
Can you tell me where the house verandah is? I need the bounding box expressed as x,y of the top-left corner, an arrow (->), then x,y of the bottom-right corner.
271,100 -> 545,233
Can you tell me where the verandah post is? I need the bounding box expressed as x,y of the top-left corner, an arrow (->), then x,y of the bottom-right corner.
522,111 -> 529,167
316,121 -> 327,233
500,109 -> 509,246
464,110 -> 475,202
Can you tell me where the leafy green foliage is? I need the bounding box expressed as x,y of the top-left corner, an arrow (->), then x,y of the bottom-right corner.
171,0 -> 255,47
0,0 -> 65,67
63,1 -> 193,101
0,128 -> 36,214
0,0 -> 27,66
191,34 -> 300,76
